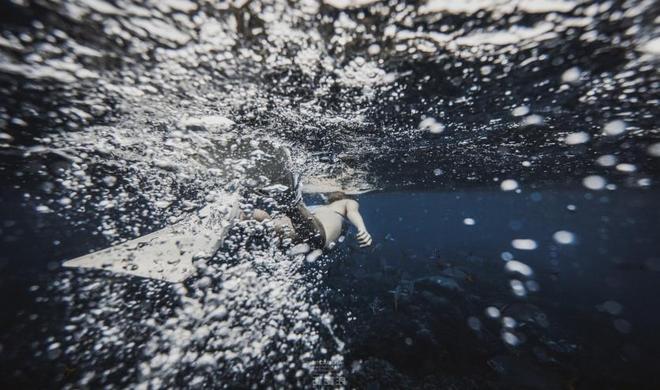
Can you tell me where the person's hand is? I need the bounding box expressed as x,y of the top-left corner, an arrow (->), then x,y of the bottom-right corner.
357,230 -> 372,247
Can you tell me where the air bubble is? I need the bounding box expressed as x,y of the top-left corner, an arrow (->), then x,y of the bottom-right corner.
565,132 -> 590,145
615,163 -> 636,173
502,316 -> 517,328
505,260 -> 533,277
500,179 -> 518,191
561,67 -> 581,83
596,155 -> 617,167
597,300 -> 623,316
553,230 -> 575,245
486,306 -> 501,318
582,175 -> 606,190
512,106 -> 530,117
613,318 -> 632,334
418,117 -> 445,134
102,175 -> 117,187
501,251 -> 514,261
36,205 -> 51,213
648,143 -> 660,157
502,331 -> 520,346
512,239 -> 537,250
603,120 -> 626,136
510,279 -> 527,297
467,316 -> 481,331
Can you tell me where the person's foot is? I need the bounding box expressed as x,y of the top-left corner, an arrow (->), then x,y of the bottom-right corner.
289,172 -> 302,204
255,172 -> 302,207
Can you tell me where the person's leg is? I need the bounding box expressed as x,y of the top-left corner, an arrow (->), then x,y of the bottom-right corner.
239,208 -> 270,221
286,203 -> 325,248
270,216 -> 295,239
253,209 -> 271,222
239,208 -> 295,240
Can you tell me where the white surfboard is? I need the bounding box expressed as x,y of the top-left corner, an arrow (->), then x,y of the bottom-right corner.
62,197 -> 241,283
60,136 -> 377,284
60,176 -> 374,283
60,137 -> 296,283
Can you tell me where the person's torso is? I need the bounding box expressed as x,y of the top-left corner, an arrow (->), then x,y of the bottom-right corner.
309,203 -> 346,247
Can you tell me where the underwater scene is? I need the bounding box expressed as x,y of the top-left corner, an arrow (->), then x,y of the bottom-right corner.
1,0 -> 659,388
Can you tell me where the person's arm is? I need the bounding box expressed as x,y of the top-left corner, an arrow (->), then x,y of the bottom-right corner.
345,200 -> 372,247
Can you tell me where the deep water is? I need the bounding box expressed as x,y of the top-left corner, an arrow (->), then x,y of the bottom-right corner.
321,188 -> 660,388
1,0 -> 659,388
1,185 -> 660,388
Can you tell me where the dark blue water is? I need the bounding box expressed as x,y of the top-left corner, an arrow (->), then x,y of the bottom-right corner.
1,0 -> 659,387
1,186 -> 659,388
321,188 -> 660,388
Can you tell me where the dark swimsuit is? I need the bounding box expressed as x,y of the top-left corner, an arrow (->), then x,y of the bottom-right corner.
256,172 -> 332,250
285,203 -> 326,249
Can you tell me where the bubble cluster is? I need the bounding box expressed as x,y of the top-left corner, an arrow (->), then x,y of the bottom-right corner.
1,0 -> 657,386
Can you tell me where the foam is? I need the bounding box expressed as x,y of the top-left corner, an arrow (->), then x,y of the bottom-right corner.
157,0 -> 198,13
456,23 -> 556,46
420,0 -> 576,15
324,0 -> 380,9
2,0 -> 655,384
517,0 -> 576,13
178,115 -> 236,130
0,62 -> 77,83
419,0 -> 512,15
129,18 -> 191,46
78,0 -> 124,15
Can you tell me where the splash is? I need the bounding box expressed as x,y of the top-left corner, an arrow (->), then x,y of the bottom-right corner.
1,0 -> 658,387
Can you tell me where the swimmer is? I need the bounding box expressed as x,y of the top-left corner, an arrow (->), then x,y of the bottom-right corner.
250,179 -> 372,250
